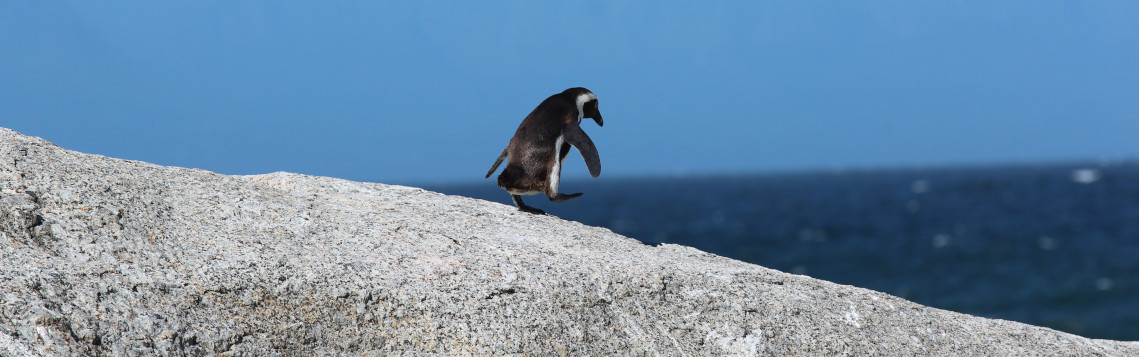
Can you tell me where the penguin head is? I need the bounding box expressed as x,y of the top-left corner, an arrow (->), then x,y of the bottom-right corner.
568,87 -> 604,127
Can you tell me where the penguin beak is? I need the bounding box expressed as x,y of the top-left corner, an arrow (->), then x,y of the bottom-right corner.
593,114 -> 604,127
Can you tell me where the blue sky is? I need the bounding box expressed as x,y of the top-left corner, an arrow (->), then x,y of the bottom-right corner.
3,2 -> 1137,185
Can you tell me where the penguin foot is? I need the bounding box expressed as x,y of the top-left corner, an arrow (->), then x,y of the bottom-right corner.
549,193 -> 583,202
511,195 -> 547,215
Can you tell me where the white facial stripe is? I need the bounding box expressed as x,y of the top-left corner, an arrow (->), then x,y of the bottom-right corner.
550,134 -> 564,195
574,92 -> 596,123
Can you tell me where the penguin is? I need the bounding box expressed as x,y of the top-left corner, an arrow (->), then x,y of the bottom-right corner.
485,87 -> 604,214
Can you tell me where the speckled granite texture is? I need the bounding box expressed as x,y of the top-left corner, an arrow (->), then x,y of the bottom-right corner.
2,127 -> 1136,356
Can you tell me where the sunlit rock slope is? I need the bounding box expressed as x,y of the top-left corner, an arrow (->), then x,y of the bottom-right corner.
1,127 -> 1136,356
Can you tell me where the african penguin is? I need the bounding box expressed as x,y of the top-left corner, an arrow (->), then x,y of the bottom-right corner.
485,87 -> 604,214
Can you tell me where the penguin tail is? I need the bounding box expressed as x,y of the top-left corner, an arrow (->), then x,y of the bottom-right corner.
485,147 -> 508,178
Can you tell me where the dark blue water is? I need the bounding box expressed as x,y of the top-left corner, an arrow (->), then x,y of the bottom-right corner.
428,161 -> 1139,341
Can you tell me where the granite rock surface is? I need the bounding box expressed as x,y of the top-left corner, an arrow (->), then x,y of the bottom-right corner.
1,127 -> 1136,356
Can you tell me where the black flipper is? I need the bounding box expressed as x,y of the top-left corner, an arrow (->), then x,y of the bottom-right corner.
511,194 -> 546,215
486,147 -> 508,178
549,192 -> 582,202
563,123 -> 601,178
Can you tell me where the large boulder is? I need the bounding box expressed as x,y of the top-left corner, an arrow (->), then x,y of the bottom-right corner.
1,127 -> 1135,356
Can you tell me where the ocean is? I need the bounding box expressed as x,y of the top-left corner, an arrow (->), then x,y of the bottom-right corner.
427,161 -> 1139,341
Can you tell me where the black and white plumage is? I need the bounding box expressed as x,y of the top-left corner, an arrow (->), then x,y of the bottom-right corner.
485,87 -> 604,214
